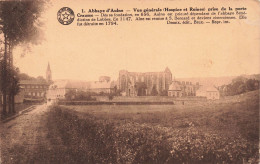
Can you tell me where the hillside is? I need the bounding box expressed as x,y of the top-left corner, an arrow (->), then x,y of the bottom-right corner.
177,74 -> 260,86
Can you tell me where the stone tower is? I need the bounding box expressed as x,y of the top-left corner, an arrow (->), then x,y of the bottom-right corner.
46,62 -> 52,83
164,67 -> 172,90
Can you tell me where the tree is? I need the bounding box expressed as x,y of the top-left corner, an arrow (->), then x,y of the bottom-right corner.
160,90 -> 168,96
8,67 -> 20,113
65,89 -> 77,100
135,82 -> 147,96
108,94 -> 114,101
245,79 -> 257,91
220,76 -> 260,96
19,73 -> 34,81
0,1 -> 47,115
36,76 -> 47,83
151,85 -> 158,96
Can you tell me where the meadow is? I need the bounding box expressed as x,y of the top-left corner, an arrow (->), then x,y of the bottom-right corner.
46,90 -> 259,163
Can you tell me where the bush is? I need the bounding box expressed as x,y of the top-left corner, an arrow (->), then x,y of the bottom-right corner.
47,106 -> 258,164
108,94 -> 114,101
220,77 -> 260,96
65,90 -> 96,101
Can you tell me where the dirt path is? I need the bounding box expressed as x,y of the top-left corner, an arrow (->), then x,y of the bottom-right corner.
0,105 -> 51,164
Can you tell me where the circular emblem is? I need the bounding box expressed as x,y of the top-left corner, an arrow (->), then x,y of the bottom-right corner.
57,7 -> 75,25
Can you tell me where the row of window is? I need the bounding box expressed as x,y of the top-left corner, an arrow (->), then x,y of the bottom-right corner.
208,92 -> 219,96
168,91 -> 181,97
22,85 -> 48,89
26,92 -> 45,97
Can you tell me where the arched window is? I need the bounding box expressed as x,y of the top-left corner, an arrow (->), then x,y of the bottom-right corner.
121,75 -> 127,91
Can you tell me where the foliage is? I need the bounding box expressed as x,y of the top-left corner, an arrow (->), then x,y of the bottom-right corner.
47,102 -> 259,164
0,1 -> 47,115
0,65 -> 20,97
0,1 -> 47,46
18,73 -> 47,83
219,76 -> 259,96
114,87 -> 122,96
65,89 -> 77,100
135,82 -> 147,96
160,90 -> 168,96
65,90 -> 96,101
151,85 -> 158,96
108,94 -> 114,100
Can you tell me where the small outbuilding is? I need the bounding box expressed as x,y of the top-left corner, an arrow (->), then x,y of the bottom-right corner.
168,82 -> 182,97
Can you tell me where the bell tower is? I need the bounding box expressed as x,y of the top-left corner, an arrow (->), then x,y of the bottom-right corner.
46,62 -> 52,83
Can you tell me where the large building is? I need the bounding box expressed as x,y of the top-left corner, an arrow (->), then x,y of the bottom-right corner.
47,77 -> 115,100
118,67 -> 172,96
1,64 -> 51,104
19,80 -> 49,102
16,63 -> 51,102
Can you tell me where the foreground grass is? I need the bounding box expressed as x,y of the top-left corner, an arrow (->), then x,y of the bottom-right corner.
47,90 -> 259,163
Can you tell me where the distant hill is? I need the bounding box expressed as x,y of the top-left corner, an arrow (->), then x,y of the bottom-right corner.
176,74 -> 260,87
240,74 -> 260,81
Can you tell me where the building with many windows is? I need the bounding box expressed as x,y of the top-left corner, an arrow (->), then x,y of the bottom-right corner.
15,63 -> 51,102
19,80 -> 49,101
47,77 -> 115,100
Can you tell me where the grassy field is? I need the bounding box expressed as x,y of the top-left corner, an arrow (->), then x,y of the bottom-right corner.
47,90 -> 259,163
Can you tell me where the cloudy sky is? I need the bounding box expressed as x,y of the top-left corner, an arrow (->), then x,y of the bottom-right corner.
13,0 -> 260,81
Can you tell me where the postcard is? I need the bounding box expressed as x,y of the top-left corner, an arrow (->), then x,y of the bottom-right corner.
0,0 -> 259,163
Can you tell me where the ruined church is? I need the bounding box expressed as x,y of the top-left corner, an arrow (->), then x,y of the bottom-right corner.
118,67 -> 172,96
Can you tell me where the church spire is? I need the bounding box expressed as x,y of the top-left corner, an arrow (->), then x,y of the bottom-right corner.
47,62 -> 50,71
46,62 -> 52,83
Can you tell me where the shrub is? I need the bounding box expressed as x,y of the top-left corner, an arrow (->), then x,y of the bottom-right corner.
47,106 -> 258,164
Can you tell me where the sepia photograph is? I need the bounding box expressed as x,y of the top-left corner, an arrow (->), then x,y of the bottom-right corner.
0,0 -> 259,163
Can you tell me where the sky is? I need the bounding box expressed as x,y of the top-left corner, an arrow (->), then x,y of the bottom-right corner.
13,0 -> 260,81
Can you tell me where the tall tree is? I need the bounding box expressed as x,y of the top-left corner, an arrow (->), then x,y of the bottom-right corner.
0,1 -> 47,115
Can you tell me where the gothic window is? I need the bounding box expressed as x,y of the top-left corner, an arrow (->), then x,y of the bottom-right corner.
121,75 -> 127,91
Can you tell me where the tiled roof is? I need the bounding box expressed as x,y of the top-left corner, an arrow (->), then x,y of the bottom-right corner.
20,80 -> 48,85
50,80 -> 114,89
169,82 -> 182,91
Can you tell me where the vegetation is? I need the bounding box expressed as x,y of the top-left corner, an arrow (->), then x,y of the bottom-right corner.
0,65 -> 20,115
219,76 -> 259,96
159,90 -> 168,96
46,90 -> 259,163
65,90 -> 96,101
19,73 -> 47,83
151,85 -> 158,96
0,1 -> 47,116
135,82 -> 147,96
108,94 -> 114,100
0,103 -> 32,120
